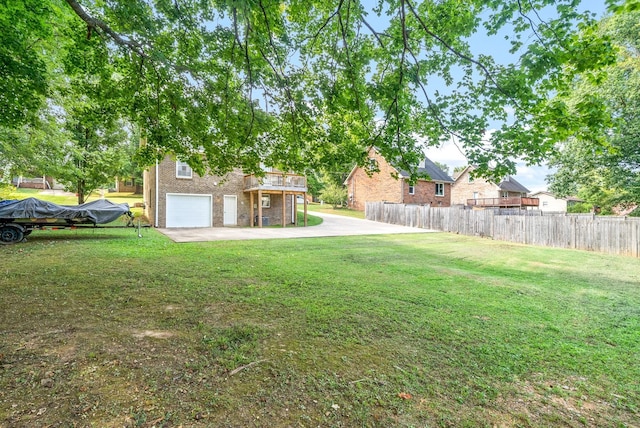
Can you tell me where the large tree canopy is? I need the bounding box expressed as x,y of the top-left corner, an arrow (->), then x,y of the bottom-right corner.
1,0 -> 627,181
547,9 -> 640,208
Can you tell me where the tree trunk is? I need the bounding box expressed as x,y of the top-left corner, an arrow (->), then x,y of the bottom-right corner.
77,180 -> 85,204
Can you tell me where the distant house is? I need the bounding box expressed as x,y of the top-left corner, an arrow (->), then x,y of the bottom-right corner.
452,166 -> 538,209
143,156 -> 307,228
530,191 -> 582,212
12,176 -> 54,190
344,147 -> 454,211
114,178 -> 143,194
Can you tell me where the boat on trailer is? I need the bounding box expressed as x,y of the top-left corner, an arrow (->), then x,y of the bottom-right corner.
0,198 -> 137,244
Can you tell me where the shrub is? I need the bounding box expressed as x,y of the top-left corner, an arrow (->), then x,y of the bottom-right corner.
0,184 -> 16,200
319,183 -> 347,208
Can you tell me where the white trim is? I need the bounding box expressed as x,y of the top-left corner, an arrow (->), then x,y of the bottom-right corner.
176,160 -> 193,179
435,182 -> 445,197
261,194 -> 271,208
223,195 -> 238,226
154,159 -> 159,227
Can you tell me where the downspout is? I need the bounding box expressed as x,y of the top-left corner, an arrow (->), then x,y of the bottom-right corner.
154,159 -> 159,227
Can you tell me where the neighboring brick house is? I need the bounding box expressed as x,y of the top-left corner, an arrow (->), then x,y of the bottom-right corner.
143,156 -> 307,228
12,176 -> 55,190
114,178 -> 143,194
344,147 -> 454,211
451,166 -> 537,208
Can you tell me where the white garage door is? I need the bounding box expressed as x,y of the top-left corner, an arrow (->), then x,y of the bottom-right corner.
166,194 -> 212,228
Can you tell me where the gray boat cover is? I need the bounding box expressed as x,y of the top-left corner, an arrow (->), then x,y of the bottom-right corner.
0,198 -> 131,224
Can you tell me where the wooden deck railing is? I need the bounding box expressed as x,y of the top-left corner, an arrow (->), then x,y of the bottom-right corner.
466,197 -> 539,208
244,172 -> 307,192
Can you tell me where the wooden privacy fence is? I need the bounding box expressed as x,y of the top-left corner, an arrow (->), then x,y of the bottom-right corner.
366,202 -> 640,257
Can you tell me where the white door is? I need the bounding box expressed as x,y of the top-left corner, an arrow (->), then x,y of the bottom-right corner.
166,194 -> 212,227
223,195 -> 237,226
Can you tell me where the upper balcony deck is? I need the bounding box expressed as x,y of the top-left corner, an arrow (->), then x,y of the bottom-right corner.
243,172 -> 307,193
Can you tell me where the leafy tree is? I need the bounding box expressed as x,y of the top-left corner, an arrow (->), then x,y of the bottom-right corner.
50,15 -> 131,204
452,165 -> 468,177
0,0 -> 53,128
320,183 -> 348,208
433,162 -> 450,176
2,0 -> 628,185
547,10 -> 640,209
304,169 -> 325,200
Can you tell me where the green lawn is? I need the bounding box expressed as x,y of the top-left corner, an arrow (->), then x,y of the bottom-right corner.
305,202 -> 366,219
1,229 -> 638,427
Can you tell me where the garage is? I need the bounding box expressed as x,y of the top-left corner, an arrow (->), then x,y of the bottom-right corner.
165,194 -> 212,228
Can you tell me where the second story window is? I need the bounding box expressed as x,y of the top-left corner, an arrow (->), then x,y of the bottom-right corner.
367,158 -> 378,172
408,184 -> 415,195
176,161 -> 193,179
435,182 -> 444,196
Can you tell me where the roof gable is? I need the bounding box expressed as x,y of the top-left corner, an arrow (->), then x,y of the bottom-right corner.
497,176 -> 529,193
345,147 -> 455,184
397,157 -> 454,183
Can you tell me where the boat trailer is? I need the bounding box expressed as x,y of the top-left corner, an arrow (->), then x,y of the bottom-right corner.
0,198 -> 145,245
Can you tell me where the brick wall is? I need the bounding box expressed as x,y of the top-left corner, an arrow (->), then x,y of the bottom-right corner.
345,148 -> 452,211
144,156 -> 296,227
451,168 -> 499,205
403,180 -> 452,207
346,148 -> 402,211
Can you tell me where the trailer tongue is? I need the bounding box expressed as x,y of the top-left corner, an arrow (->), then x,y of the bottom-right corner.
0,198 -> 136,244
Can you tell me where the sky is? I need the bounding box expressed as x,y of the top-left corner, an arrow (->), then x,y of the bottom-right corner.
424,137 -> 550,193
422,1 -> 611,193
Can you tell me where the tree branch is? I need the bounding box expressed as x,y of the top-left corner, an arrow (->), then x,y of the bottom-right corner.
403,0 -> 521,109
64,0 -> 149,59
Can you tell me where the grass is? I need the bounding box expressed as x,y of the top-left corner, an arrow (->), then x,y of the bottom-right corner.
1,229 -> 639,427
305,202 -> 365,219
264,212 -> 323,228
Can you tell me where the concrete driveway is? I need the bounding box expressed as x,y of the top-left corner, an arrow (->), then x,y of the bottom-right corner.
158,211 -> 434,242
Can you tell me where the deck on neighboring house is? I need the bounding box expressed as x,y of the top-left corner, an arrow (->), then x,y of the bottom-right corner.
466,197 -> 539,208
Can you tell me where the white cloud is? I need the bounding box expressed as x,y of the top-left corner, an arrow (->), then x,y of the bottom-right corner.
423,135 -> 552,192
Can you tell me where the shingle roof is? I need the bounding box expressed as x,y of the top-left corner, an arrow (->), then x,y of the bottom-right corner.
398,157 -> 454,183
498,176 -> 529,193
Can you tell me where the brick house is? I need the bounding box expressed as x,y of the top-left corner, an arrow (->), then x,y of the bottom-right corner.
451,166 -> 538,208
344,147 -> 454,211
143,156 -> 307,228
114,178 -> 143,194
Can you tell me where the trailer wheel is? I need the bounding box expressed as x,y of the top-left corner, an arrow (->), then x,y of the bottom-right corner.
0,224 -> 25,244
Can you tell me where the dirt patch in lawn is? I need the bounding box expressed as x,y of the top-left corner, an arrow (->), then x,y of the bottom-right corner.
132,330 -> 174,339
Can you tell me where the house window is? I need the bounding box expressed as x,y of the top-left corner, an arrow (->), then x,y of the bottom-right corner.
542,201 -> 549,207
408,184 -> 415,195
501,191 -> 509,198
367,158 -> 378,172
261,194 -> 271,208
473,192 -> 479,199
176,161 -> 192,179
468,175 -> 474,183
435,183 -> 444,196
